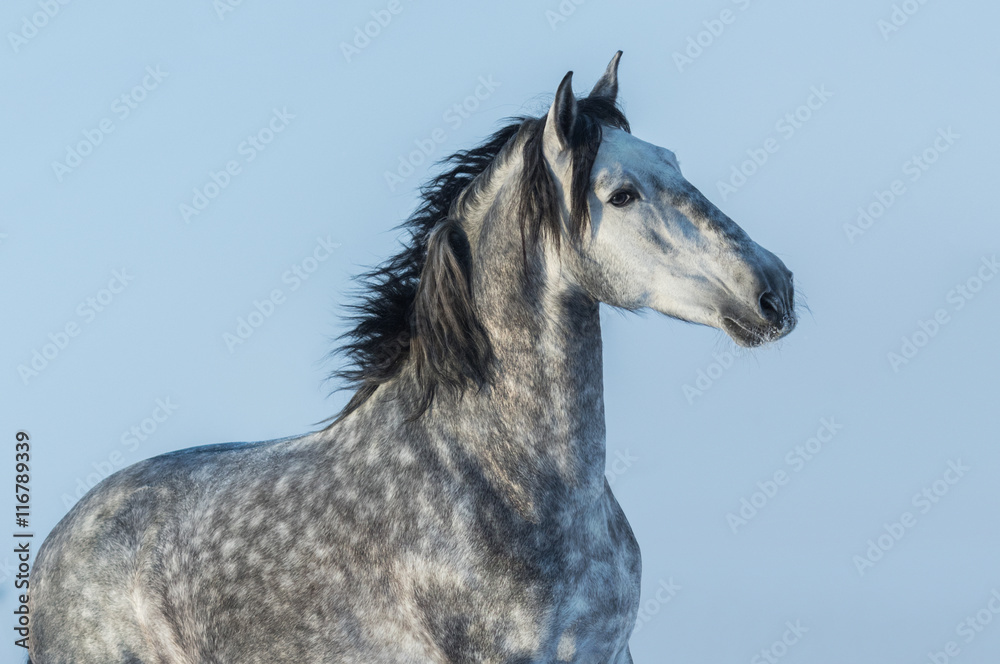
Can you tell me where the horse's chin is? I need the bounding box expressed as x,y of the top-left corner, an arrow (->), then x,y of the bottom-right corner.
721,316 -> 795,348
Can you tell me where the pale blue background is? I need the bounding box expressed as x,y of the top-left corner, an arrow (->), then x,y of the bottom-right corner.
3,1 -> 999,662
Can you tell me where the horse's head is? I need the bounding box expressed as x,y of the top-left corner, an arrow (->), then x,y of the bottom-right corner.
543,52 -> 796,347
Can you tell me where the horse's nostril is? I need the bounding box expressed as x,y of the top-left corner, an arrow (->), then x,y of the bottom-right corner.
758,290 -> 783,326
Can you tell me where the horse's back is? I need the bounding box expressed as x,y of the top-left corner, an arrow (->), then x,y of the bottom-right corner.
29,436 -> 300,664
29,430 -> 427,663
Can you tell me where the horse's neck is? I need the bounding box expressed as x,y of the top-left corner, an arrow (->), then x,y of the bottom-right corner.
429,196 -> 608,522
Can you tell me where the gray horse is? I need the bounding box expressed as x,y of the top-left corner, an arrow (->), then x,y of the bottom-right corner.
29,52 -> 795,663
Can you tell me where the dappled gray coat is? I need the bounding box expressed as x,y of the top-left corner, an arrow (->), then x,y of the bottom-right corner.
28,52 -> 795,664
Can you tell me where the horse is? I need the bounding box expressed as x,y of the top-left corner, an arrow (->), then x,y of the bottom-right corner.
28,52 -> 795,664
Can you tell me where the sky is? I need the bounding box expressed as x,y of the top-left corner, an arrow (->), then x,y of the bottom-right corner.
2,1 -> 999,662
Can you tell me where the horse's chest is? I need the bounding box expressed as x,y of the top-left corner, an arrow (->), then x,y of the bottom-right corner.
437,493 -> 641,662
544,500 -> 641,660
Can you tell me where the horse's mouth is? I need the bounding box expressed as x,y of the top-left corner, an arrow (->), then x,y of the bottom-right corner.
722,315 -> 794,348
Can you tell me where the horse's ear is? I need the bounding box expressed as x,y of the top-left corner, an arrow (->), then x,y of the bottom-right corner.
544,71 -> 578,154
589,50 -> 622,100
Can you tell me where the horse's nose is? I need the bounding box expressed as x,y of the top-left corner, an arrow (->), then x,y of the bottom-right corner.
755,264 -> 795,332
758,290 -> 785,327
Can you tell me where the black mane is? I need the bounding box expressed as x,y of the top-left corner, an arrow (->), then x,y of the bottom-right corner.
332,96 -> 629,420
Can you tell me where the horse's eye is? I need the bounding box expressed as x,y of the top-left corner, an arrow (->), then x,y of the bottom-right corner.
609,190 -> 635,207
